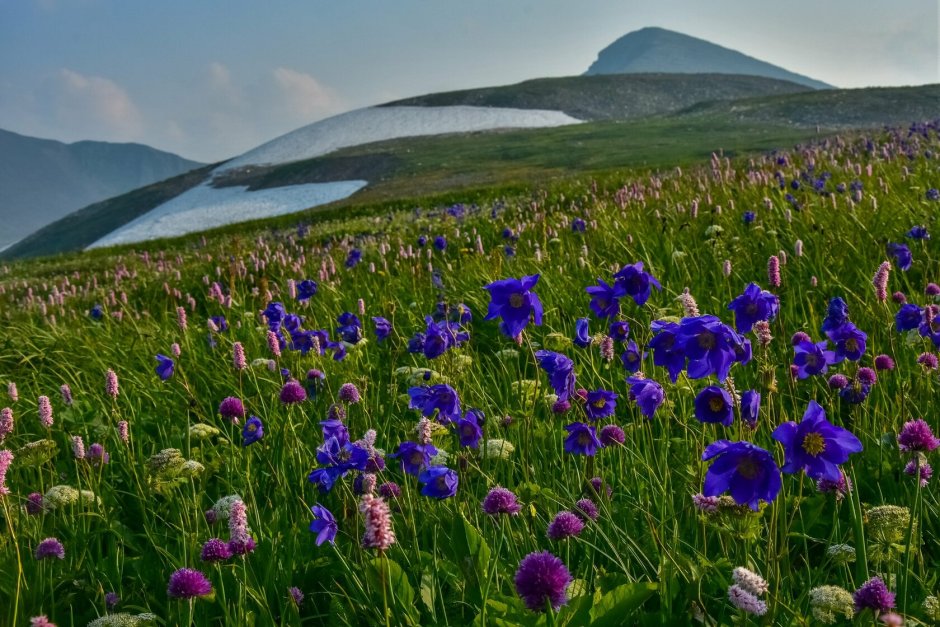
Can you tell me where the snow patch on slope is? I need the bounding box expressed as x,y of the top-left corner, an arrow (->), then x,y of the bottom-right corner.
87,180 -> 366,248
216,105 -> 582,173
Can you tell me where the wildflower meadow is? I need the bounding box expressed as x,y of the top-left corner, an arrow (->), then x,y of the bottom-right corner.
1,124 -> 939,625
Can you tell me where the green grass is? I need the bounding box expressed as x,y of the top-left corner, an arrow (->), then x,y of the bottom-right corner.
0,125 -> 938,625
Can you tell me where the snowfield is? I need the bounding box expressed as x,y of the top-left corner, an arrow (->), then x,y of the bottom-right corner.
87,180 -> 367,249
87,105 -> 581,248
216,105 -> 582,173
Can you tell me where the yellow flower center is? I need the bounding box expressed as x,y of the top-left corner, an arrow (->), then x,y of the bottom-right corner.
698,332 -> 716,349
578,432 -> 591,446
247,424 -> 257,433
708,397 -> 725,412
801,432 -> 826,457
509,293 -> 525,308
844,338 -> 857,352
410,452 -> 424,465
592,399 -> 606,409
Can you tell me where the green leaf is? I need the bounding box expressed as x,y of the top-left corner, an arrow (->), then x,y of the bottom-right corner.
448,514 -> 492,605
366,557 -> 420,625
588,582 -> 658,626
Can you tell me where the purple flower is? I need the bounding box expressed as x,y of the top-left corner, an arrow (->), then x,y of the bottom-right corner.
907,225 -> 929,239
649,320 -> 685,382
345,249 -> 362,268
309,503 -> 338,546
408,384 -> 461,423
619,340 -> 644,373
793,339 -> 836,379
599,424 -> 625,447
35,537 -> 65,560
378,482 -> 401,499
105,592 -> 120,609
676,315 -> 740,382
546,511 -> 584,540
584,389 -> 617,421
727,283 -> 779,333
895,304 -> 922,332
828,322 -> 867,362
613,261 -> 662,306
821,297 -> 850,335
167,568 -> 213,599
155,354 -> 175,381
740,390 -> 760,428
200,538 -> 232,562
701,440 -> 782,510
887,242 -> 912,271
218,397 -> 245,422
296,279 -> 318,301
372,317 -> 392,342
514,551 -> 572,612
535,350 -> 576,402
242,416 -> 264,446
608,321 -> 630,342
573,317 -> 592,348
897,419 -> 939,452
574,498 -> 599,521
279,380 -> 307,404
391,441 -> 437,475
585,279 -> 623,319
338,382 -> 361,404
625,376 -> 664,419
694,386 -> 734,426
857,367 -> 876,386
336,312 -> 363,344
482,486 -> 521,516
289,587 -> 304,606
874,354 -> 895,370
854,576 -> 895,612
433,236 -> 447,251
456,410 -> 483,448
563,422 -> 601,456
418,466 -> 458,499
772,400 -> 863,482
483,274 -> 544,338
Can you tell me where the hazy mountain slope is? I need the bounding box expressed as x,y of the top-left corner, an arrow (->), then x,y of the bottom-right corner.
585,27 -> 832,90
382,73 -> 811,120
0,129 -> 203,249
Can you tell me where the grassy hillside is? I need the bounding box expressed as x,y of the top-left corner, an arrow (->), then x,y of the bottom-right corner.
0,125 -> 938,625
4,117 -> 822,260
5,82 -> 937,261
382,73 -> 811,121
677,84 -> 940,127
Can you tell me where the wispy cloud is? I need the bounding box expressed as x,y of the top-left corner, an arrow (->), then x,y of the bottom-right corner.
55,68 -> 143,140
272,67 -> 343,121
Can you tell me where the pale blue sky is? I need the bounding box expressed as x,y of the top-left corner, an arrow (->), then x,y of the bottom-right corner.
1,0 -> 937,162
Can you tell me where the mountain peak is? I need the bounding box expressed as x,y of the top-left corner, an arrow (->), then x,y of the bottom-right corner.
586,27 -> 832,90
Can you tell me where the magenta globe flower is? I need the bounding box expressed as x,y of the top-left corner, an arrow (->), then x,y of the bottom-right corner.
772,400 -> 863,482
482,486 -> 521,516
514,551 -> 572,612
167,568 -> 213,599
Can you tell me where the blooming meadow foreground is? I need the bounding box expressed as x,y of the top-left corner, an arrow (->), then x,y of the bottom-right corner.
1,124 -> 939,626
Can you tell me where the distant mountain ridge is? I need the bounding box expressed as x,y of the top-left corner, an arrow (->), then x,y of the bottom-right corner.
0,129 -> 203,250
586,27 -> 832,90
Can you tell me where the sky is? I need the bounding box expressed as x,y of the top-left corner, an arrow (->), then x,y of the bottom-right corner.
1,0 -> 937,163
